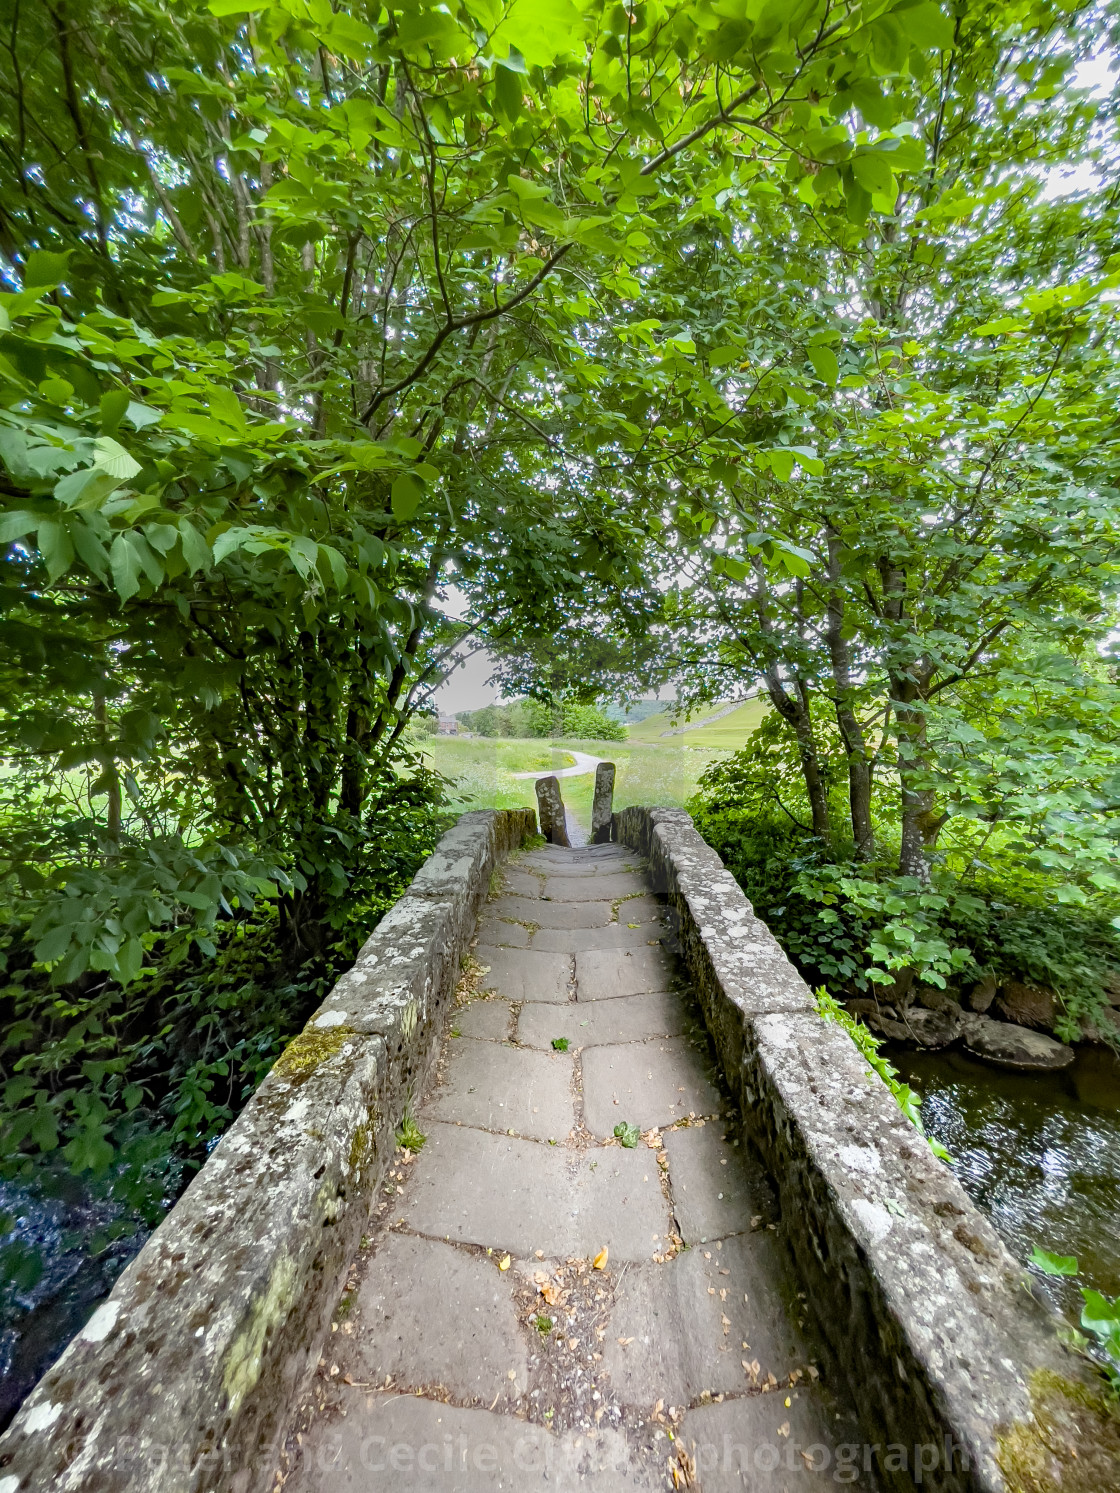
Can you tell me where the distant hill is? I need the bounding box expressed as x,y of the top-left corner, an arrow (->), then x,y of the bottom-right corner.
603,699 -> 674,724
626,696 -> 769,748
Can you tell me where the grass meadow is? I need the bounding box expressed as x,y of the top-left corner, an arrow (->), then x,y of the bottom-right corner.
415,733 -> 748,837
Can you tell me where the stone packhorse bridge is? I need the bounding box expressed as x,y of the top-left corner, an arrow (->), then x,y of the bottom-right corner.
0,783 -> 1113,1492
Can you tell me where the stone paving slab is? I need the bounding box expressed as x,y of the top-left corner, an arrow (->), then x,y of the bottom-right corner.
540,874 -> 649,902
519,859 -> 636,879
474,916 -> 531,948
520,854 -> 643,874
475,945 -> 571,1002
426,1039 -> 574,1141
602,1235 -> 808,1405
490,896 -> 615,929
349,1233 -> 529,1400
531,924 -> 658,954
662,1122 -> 760,1243
610,894 -> 664,926
454,998 -> 514,1041
582,1037 -> 722,1136
499,868 -> 544,899
519,847 -> 637,872
286,1390 -> 665,1491
575,946 -> 673,999
677,1394 -> 856,1490
517,991 -> 687,1050
400,1123 -> 670,1261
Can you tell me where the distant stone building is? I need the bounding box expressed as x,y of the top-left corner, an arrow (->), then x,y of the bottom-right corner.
436,715 -> 459,735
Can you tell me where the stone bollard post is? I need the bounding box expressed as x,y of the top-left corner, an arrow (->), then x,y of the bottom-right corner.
591,761 -> 615,844
535,775 -> 570,846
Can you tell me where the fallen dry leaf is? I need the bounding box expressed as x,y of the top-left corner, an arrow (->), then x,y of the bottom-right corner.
672,1444 -> 698,1488
592,1245 -> 609,1269
778,1421 -> 790,1438
498,1254 -> 511,1271
617,1336 -> 634,1346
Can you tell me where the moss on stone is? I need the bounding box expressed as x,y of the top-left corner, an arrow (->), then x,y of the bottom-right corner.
997,1368 -> 1120,1492
271,1022 -> 355,1084
348,1119 -> 376,1173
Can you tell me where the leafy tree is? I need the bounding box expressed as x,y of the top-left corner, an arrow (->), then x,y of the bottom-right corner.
456,698 -> 626,739
0,0 -> 960,1322
569,0 -> 1120,891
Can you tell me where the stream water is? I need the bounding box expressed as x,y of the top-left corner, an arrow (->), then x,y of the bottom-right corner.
0,1177 -> 144,1429
886,1042 -> 1120,1321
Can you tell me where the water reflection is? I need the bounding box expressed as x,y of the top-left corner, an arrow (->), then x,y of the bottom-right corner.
886,1044 -> 1120,1321
0,1180 -> 142,1430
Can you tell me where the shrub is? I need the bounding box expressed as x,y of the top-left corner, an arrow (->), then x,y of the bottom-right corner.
691,760 -> 1120,1037
558,702 -> 626,741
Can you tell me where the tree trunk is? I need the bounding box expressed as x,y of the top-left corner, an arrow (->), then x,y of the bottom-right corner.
745,560 -> 831,845
763,668 -> 831,844
824,533 -> 874,859
92,692 -> 121,847
896,707 -> 948,883
878,558 -> 946,882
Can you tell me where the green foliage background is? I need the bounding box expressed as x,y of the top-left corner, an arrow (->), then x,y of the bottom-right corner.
456,698 -> 626,740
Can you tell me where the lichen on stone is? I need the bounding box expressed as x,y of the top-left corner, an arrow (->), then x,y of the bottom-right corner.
271,1022 -> 356,1085
997,1367 -> 1120,1492
316,1177 -> 342,1223
223,1253 -> 298,1417
400,998 -> 419,1041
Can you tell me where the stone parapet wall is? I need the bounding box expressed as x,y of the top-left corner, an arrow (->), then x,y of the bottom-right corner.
0,808 -> 535,1493
613,805 -> 1114,1493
